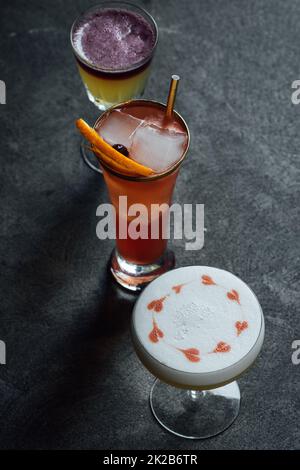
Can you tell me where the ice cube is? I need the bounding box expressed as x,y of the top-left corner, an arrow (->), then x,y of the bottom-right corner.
99,110 -> 143,149
144,114 -> 184,133
130,124 -> 187,173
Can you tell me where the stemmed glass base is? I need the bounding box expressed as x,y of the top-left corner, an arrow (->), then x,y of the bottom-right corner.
110,249 -> 175,292
150,379 -> 240,439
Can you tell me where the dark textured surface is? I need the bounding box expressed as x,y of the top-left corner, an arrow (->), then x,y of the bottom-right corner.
0,0 -> 299,450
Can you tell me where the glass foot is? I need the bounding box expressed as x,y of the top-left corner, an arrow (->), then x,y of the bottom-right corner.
150,379 -> 240,439
80,139 -> 103,174
110,249 -> 175,292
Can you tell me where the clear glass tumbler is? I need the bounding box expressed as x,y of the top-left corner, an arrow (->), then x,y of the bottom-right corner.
94,99 -> 190,291
70,2 -> 158,173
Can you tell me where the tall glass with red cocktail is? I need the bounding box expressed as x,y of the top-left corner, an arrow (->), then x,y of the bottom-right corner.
94,99 -> 190,291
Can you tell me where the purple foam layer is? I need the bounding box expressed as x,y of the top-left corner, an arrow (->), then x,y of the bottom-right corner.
73,8 -> 156,70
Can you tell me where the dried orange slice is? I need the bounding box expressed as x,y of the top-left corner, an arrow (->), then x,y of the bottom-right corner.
91,147 -> 139,176
76,118 -> 153,177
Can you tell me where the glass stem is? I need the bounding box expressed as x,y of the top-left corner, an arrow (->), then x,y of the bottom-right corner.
188,390 -> 202,401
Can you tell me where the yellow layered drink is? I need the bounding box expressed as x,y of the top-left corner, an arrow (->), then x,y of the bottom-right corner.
71,2 -> 158,110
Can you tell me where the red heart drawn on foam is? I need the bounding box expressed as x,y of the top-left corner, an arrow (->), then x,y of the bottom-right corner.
235,321 -> 248,336
227,289 -> 240,303
201,275 -> 216,285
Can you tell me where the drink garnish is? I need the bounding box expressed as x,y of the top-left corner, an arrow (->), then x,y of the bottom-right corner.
147,296 -> 167,313
149,320 -> 164,343
90,146 -> 139,176
76,118 -> 154,176
235,321 -> 248,336
112,144 -> 129,157
178,347 -> 200,362
213,341 -> 231,353
227,289 -> 240,304
201,274 -> 216,285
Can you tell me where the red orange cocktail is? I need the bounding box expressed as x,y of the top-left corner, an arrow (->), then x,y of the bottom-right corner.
77,97 -> 189,291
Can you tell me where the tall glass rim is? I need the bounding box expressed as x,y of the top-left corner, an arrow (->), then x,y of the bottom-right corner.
93,99 -> 190,182
70,1 -> 159,75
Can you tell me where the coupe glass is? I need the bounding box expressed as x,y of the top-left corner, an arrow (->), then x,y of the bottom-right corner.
132,266 -> 265,438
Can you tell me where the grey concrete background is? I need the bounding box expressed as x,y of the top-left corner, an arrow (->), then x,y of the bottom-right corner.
0,0 -> 299,450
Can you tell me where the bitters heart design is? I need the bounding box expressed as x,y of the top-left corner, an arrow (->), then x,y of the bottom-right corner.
213,341 -> 231,353
178,348 -> 200,362
149,321 -> 164,343
235,321 -> 248,336
227,289 -> 240,304
147,296 -> 167,313
201,275 -> 215,285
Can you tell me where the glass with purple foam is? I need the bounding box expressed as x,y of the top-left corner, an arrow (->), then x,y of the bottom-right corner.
70,2 -> 158,111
